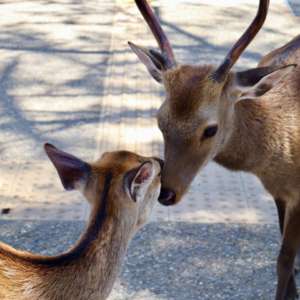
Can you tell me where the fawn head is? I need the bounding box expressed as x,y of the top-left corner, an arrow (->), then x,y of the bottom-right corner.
129,0 -> 296,205
44,144 -> 163,229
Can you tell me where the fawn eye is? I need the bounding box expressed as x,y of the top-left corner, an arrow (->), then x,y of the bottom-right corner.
202,125 -> 218,141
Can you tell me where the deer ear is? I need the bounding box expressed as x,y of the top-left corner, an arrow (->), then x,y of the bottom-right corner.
128,42 -> 164,84
125,161 -> 155,203
234,64 -> 296,101
44,143 -> 91,191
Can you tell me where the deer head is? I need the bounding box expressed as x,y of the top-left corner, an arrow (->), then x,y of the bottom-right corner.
44,144 -> 163,229
129,0 -> 296,206
0,146 -> 163,300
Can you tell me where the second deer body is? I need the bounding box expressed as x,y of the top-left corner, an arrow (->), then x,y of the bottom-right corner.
129,0 -> 300,299
0,144 -> 163,300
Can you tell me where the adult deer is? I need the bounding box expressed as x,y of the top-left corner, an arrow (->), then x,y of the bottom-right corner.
129,0 -> 300,299
0,144 -> 163,300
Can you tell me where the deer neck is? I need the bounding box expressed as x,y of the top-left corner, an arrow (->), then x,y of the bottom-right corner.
214,98 -> 273,172
0,176 -> 134,300
55,210 -> 133,300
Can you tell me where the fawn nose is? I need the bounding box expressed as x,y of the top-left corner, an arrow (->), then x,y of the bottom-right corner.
154,158 -> 164,175
158,188 -> 176,206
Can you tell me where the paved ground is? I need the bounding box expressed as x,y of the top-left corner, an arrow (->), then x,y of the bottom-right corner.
0,0 -> 115,161
0,0 -> 300,299
286,0 -> 300,17
0,0 -> 299,224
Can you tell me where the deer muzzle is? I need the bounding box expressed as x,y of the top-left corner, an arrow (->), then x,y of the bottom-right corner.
158,188 -> 176,206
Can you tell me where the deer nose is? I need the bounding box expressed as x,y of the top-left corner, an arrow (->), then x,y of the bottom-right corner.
158,188 -> 176,206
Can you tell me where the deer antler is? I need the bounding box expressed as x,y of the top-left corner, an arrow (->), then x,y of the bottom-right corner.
135,0 -> 176,68
213,0 -> 270,82
135,0 -> 269,77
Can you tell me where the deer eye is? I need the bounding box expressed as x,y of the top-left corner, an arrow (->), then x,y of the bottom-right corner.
202,125 -> 218,141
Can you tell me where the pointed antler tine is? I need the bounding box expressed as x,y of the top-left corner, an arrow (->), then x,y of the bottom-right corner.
213,0 -> 270,81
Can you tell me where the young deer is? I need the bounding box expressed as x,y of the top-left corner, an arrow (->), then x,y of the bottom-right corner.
0,143 -> 163,300
129,0 -> 300,299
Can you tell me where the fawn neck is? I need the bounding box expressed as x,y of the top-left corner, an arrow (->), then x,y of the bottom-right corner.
0,175 -> 134,300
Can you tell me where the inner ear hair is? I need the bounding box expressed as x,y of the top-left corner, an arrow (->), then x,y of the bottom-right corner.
128,42 -> 164,84
234,64 -> 296,99
128,42 -> 161,70
125,161 -> 154,203
125,164 -> 141,202
149,49 -> 170,71
236,65 -> 296,87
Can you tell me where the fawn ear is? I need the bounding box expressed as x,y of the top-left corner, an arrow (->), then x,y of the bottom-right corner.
44,143 -> 91,191
125,161 -> 155,203
233,64 -> 296,101
128,42 -> 164,84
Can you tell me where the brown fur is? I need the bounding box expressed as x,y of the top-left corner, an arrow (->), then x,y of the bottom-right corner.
154,38 -> 300,300
0,150 -> 162,300
130,1 -> 300,296
151,38 -> 300,298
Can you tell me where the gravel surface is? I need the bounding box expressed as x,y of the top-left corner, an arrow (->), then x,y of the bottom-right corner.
0,220 -> 297,300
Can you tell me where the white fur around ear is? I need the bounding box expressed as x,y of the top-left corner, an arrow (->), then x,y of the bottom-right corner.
126,162 -> 155,203
236,64 -> 296,100
128,42 -> 163,84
